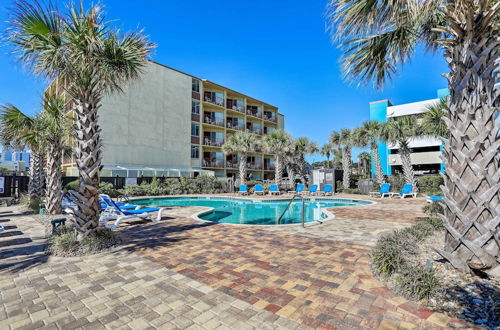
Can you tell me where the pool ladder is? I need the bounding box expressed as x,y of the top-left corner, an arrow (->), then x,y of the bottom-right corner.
277,194 -> 323,227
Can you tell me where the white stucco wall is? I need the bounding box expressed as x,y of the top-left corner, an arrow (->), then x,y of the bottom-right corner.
99,62 -> 192,168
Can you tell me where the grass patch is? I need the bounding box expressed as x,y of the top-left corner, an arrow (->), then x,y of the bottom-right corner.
47,225 -> 121,257
372,217 -> 443,301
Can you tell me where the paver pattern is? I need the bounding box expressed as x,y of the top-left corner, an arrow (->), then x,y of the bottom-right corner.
0,196 -> 466,329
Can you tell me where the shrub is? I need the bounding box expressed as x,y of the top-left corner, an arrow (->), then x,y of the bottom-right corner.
423,202 -> 444,218
342,188 -> 361,194
417,176 -> 443,195
387,175 -> 405,192
48,225 -> 121,256
396,264 -> 440,300
19,193 -> 42,211
98,182 -> 120,198
64,179 -> 79,192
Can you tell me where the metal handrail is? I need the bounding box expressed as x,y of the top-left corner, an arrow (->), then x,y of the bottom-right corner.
277,194 -> 306,227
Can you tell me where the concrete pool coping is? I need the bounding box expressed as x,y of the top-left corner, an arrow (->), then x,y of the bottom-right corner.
128,195 -> 377,227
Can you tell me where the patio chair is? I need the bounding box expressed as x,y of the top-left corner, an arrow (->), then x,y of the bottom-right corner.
427,195 -> 444,203
99,199 -> 166,229
288,184 -> 305,194
317,184 -> 333,196
0,224 -> 4,232
254,184 -> 264,195
369,183 -> 391,198
391,184 -> 417,199
100,194 -> 139,211
307,185 -> 318,195
269,184 -> 280,195
238,184 -> 248,195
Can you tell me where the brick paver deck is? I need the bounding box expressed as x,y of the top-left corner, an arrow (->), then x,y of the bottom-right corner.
0,196 -> 466,329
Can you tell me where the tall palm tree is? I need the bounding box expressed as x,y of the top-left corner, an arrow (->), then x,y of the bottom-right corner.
264,130 -> 292,185
39,93 -> 71,215
329,129 -> 353,189
8,1 -> 155,238
292,137 -> 319,184
357,151 -> 371,178
0,105 -> 46,205
380,116 -> 421,186
222,131 -> 260,184
422,98 -> 448,138
353,121 -> 386,184
320,143 -> 334,168
331,147 -> 343,169
326,0 -> 499,276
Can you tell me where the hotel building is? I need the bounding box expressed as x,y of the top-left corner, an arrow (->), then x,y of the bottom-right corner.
369,88 -> 449,177
64,61 -> 284,180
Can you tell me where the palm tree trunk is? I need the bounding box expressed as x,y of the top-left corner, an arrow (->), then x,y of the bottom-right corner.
434,9 -> 499,276
275,154 -> 283,185
341,147 -> 351,190
287,164 -> 295,186
238,154 -> 247,184
371,142 -> 385,185
399,142 -> 415,186
45,140 -> 62,215
28,150 -> 43,204
71,98 -> 103,239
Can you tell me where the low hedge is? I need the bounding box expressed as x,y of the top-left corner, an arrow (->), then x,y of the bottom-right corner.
372,217 -> 444,300
417,176 -> 443,195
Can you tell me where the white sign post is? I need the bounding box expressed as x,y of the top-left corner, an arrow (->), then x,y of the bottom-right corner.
0,177 -> 4,194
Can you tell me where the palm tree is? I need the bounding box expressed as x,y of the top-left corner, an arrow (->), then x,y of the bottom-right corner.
380,116 -> 421,186
329,129 -> 353,189
39,93 -> 71,214
222,131 -> 260,184
357,151 -> 371,178
320,143 -> 334,168
353,121 -> 386,184
422,98 -> 448,138
8,1 -> 155,238
292,137 -> 319,184
326,0 -> 499,276
263,130 -> 292,185
331,147 -> 343,169
0,105 -> 46,205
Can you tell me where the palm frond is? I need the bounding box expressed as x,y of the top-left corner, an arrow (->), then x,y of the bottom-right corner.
421,98 -> 448,138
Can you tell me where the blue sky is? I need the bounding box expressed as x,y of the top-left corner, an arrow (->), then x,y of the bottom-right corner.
0,0 -> 448,161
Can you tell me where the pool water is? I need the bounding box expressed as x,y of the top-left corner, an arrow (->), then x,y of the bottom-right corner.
131,197 -> 371,225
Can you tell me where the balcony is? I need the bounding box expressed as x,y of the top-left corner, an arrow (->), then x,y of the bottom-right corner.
246,106 -> 262,118
247,163 -> 263,170
226,161 -> 238,169
202,159 -> 225,168
204,115 -> 224,127
246,125 -> 262,135
226,121 -> 245,131
204,92 -> 225,107
264,163 -> 275,171
226,99 -> 245,114
203,138 -> 224,147
263,111 -> 277,123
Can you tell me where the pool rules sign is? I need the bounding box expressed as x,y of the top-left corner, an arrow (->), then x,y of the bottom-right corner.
0,177 -> 4,193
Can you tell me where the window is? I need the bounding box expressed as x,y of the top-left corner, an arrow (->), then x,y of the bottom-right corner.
192,78 -> 200,93
191,123 -> 200,137
191,146 -> 199,159
192,101 -> 200,114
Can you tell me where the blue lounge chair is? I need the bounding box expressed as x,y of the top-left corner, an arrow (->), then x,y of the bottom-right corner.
100,194 -> 139,211
99,199 -> 166,229
307,185 -> 318,195
369,183 -> 391,198
288,184 -> 305,194
427,195 -> 444,203
238,184 -> 248,195
254,184 -> 264,195
391,184 -> 417,199
318,184 -> 333,196
269,184 -> 280,195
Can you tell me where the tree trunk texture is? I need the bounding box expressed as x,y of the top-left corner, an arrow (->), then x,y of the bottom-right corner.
399,142 -> 416,186
45,140 -> 62,215
275,155 -> 283,185
71,98 -> 103,239
342,147 -> 352,189
299,156 -> 309,184
287,164 -> 295,186
371,142 -> 386,185
238,154 -> 247,184
435,3 -> 499,277
28,151 -> 43,203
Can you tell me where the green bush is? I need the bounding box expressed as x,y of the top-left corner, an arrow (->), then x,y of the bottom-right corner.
98,182 -> 120,198
417,176 -> 443,195
342,188 -> 361,194
387,175 -> 405,192
422,202 -> 444,218
48,225 -> 121,256
64,180 -> 79,192
372,215 -> 443,301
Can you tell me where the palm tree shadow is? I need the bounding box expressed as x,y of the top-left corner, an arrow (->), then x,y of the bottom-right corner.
444,280 -> 499,329
117,218 -> 217,253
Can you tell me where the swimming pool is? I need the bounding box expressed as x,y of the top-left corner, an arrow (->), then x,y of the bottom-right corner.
130,196 -> 372,225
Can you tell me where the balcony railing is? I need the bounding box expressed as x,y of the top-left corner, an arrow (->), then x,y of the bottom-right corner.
247,127 -> 262,135
264,113 -> 277,122
247,163 -> 263,170
226,121 -> 245,131
226,100 -> 245,114
226,161 -> 238,169
202,159 -> 225,168
203,138 -> 224,147
204,95 -> 225,107
246,110 -> 262,118
204,116 -> 224,127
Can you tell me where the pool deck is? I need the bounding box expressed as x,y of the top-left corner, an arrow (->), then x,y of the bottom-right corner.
0,194 -> 467,329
